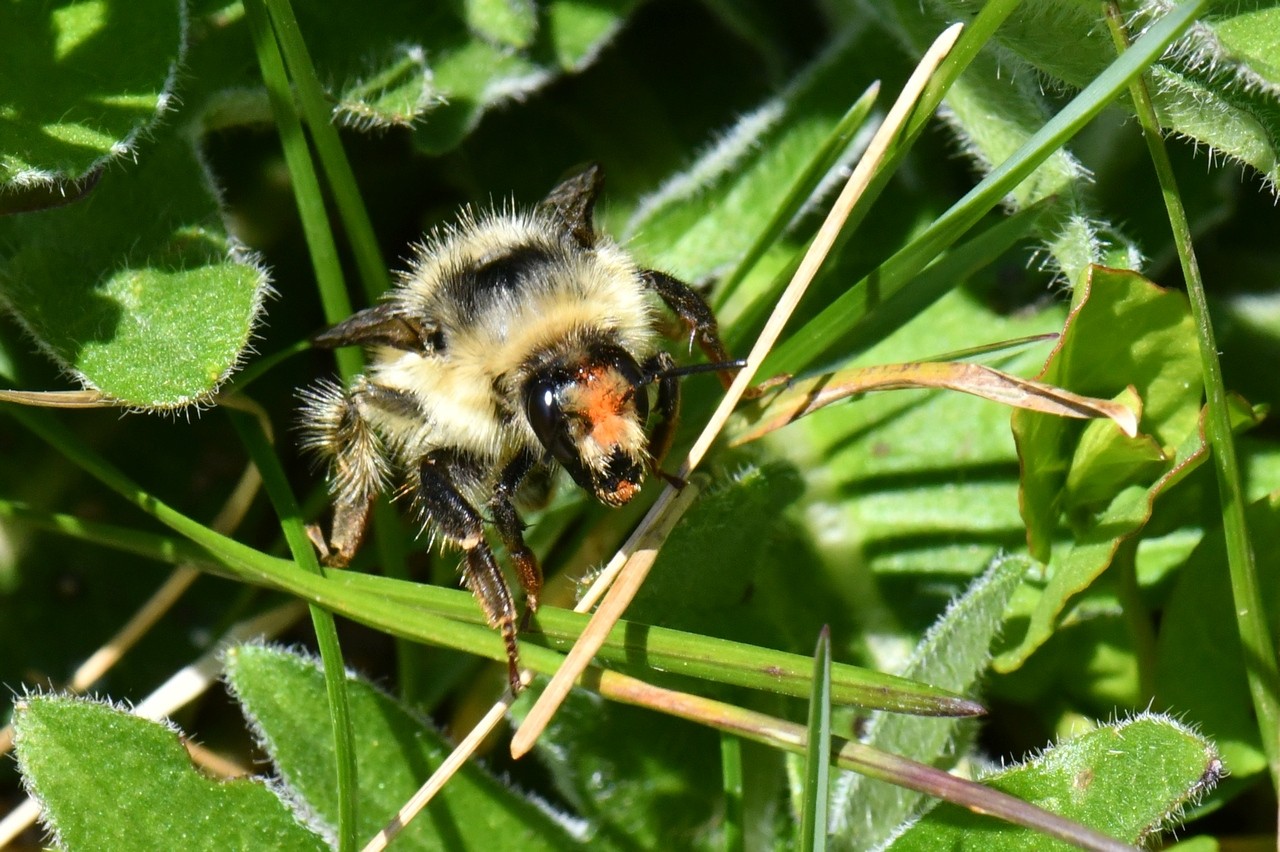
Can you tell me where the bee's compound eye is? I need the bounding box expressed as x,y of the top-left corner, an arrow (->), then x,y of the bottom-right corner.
524,379 -> 577,463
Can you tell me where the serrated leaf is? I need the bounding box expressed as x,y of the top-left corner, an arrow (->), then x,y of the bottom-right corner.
1154,491 -> 1280,783
0,1 -> 184,190
1014,267 -> 1201,562
13,695 -> 326,852
0,124 -> 269,409
887,714 -> 1222,850
830,554 -> 1026,848
225,644 -> 581,851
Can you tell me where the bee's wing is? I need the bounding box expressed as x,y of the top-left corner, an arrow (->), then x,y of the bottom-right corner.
539,163 -> 603,249
311,302 -> 438,353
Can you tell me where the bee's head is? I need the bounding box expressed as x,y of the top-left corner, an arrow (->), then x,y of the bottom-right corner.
523,344 -> 650,507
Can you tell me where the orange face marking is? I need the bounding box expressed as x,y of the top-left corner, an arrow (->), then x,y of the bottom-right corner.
576,365 -> 633,447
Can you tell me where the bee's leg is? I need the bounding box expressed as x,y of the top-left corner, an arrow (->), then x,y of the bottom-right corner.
642,352 -> 682,482
311,302 -> 441,354
418,452 -> 523,692
490,449 -> 542,615
320,493 -> 376,569
298,379 -> 387,568
640,269 -> 743,391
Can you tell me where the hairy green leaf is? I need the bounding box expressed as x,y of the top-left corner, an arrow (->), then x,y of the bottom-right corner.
225,645 -> 581,850
288,0 -> 639,148
0,123 -> 269,409
831,554 -> 1026,847
888,714 -> 1222,849
13,695 -> 325,851
0,1 -> 184,190
969,0 -> 1280,188
511,685 -> 720,849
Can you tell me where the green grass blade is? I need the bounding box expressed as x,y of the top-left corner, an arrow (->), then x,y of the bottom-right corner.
262,0 -> 389,303
800,627 -> 832,852
721,733 -> 744,852
247,0 -> 415,707
242,0 -> 357,378
0,406 -> 986,716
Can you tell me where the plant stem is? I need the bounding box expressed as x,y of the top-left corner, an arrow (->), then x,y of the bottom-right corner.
1104,0 -> 1280,793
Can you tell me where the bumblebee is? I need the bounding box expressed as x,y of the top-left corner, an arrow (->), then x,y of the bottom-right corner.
299,165 -> 737,691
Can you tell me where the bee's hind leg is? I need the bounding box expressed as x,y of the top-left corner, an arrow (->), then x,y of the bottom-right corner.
417,451 -> 523,693
298,379 -> 386,568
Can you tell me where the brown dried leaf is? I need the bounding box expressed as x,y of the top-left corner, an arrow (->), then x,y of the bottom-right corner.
733,361 -> 1139,445
0,389 -> 118,408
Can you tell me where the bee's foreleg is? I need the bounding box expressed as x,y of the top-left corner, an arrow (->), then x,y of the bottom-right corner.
417,452 -> 523,693
640,269 -> 741,390
641,351 -> 682,478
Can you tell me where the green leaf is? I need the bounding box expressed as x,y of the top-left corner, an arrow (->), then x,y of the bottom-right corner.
225,645 -> 581,850
512,684 -> 720,849
288,0 -> 639,147
1155,491 -> 1280,784
996,268 -> 1241,671
887,714 -> 1223,849
859,0 -> 1139,286
831,554 -> 1026,847
13,694 -> 326,851
1062,387 -> 1166,509
627,463 -> 808,645
995,0 -> 1280,188
0,122 -> 270,408
1014,267 -> 1201,562
0,1 -> 184,190
623,27 -> 875,285
800,628 -> 832,852
996,422 -> 1208,673
1210,5 -> 1280,87
461,0 -> 538,49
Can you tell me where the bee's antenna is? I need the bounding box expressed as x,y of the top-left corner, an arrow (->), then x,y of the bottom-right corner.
644,358 -> 747,385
